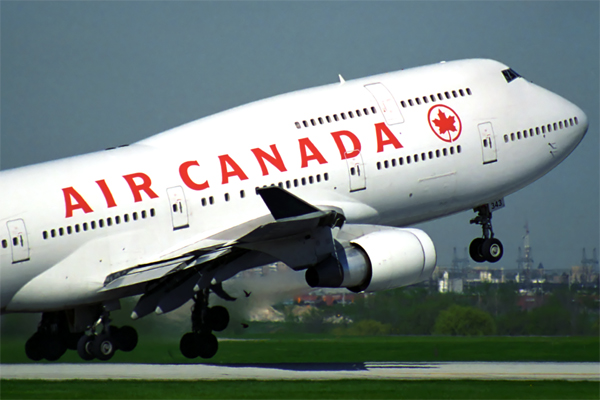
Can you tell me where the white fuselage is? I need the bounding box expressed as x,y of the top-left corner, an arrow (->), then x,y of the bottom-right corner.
0,59 -> 588,313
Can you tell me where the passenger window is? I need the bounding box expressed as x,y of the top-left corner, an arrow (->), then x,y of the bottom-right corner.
401,101 -> 407,108
51,229 -> 57,237
423,96 -> 429,104
444,92 -> 450,99
326,116 -> 331,123
384,161 -> 389,169
43,231 -> 48,240
430,94 -> 436,102
316,175 -> 321,182
569,118 -> 573,126
99,219 -> 104,228
310,119 -> 316,126
553,123 -> 558,130
309,176 -> 314,184
115,216 -> 121,224
559,121 -> 563,129
517,132 -> 521,140
348,111 -> 354,118
286,181 -> 291,189
524,131 -> 528,138
428,151 -> 433,159
301,177 -> 306,185
574,117 -> 578,124
107,217 -> 113,226
202,198 -> 207,206
13,237 -> 18,246
529,128 -> 534,136
407,155 -> 411,164
459,89 -> 465,96
83,223 -> 88,231
295,122 -> 301,129
356,110 -> 361,117
450,147 -> 455,155
421,152 -> 426,160
452,90 -> 457,98
363,108 -> 369,115
437,93 -> 443,100
150,208 -> 155,217
324,173 -> 329,181
391,159 -> 396,167
318,117 -> 323,124
240,190 -> 245,199
415,98 -> 421,105
209,196 -> 214,205
408,99 -> 414,106
333,115 -> 339,121
141,211 -> 147,218
294,179 -> 299,187
132,213 -> 138,221
483,139 -> 488,147
399,157 -> 404,165
59,227 -> 64,236
67,226 -> 72,234
303,121 -> 308,127
371,107 -> 377,113
443,148 -> 448,156
1,239 -> 7,248
341,113 -> 346,120
224,193 -> 230,202
466,88 -> 472,95
457,145 -> 462,153
435,150 -> 440,158
414,154 -> 419,162
504,135 -> 509,143
547,124 -> 552,132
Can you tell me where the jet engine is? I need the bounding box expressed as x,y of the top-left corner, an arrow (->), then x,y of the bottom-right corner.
305,228 -> 436,292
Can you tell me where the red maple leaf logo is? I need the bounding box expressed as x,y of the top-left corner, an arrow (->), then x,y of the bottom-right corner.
432,110 -> 456,134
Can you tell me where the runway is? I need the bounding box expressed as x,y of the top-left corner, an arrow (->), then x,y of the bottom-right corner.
1,362 -> 598,381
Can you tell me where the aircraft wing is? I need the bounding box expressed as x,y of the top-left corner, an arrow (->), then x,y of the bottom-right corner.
99,187 -> 345,319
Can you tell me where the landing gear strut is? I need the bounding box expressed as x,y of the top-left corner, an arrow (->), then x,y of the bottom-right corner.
76,310 -> 138,361
469,204 -> 503,263
179,288 -> 229,359
25,308 -> 138,362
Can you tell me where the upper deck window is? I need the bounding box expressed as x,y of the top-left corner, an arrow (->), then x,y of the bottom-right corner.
502,68 -> 521,83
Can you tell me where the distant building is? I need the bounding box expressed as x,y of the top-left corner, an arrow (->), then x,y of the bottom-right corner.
439,271 -> 463,293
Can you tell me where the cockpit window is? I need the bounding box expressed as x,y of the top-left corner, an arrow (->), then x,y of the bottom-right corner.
502,68 -> 522,83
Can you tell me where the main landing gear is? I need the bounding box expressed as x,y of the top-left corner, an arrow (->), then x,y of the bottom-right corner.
25,309 -> 138,362
469,204 -> 504,263
76,314 -> 138,361
179,288 -> 229,359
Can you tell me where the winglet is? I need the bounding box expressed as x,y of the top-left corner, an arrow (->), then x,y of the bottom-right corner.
338,74 -> 345,84
256,186 -> 320,220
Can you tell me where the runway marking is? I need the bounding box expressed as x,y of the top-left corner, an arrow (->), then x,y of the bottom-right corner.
1,362 -> 598,381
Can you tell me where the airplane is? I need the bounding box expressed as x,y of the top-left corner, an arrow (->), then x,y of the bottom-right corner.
0,59 -> 588,362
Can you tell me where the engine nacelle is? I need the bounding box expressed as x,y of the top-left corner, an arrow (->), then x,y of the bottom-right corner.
305,228 -> 436,292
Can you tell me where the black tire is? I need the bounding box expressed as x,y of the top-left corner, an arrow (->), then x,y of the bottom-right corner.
180,332 -> 199,359
482,238 -> 503,263
197,333 -> 218,359
64,332 -> 82,351
44,334 -> 67,362
469,238 -> 486,263
77,335 -> 95,361
25,332 -> 44,361
207,306 -> 229,332
115,326 -> 138,352
91,333 -> 116,361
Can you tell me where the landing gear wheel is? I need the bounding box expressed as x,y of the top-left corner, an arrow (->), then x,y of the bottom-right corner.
481,238 -> 503,263
115,326 -> 138,352
25,332 -> 44,361
207,306 -> 230,332
197,333 -> 218,359
180,332 -> 199,359
469,238 -> 486,263
44,334 -> 67,361
91,333 -> 116,361
77,335 -> 95,361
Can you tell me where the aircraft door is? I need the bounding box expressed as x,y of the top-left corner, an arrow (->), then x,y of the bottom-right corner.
364,83 -> 404,125
478,122 -> 498,164
346,153 -> 366,192
167,186 -> 189,230
7,219 -> 30,263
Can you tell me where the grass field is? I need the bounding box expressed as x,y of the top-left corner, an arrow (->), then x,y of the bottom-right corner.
1,335 -> 598,364
1,379 -> 599,399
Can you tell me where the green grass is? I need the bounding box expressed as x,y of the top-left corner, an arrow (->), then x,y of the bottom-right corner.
1,335 -> 598,364
1,379 -> 598,399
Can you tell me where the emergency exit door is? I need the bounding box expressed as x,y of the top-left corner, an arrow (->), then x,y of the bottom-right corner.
364,83 -> 404,125
346,153 -> 366,192
7,219 -> 30,263
167,186 -> 189,230
478,122 -> 498,164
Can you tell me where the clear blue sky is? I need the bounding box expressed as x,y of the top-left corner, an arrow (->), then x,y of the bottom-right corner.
1,1 -> 598,271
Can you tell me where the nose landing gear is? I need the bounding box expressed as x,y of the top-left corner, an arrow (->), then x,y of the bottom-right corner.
179,288 -> 229,359
469,204 -> 504,263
